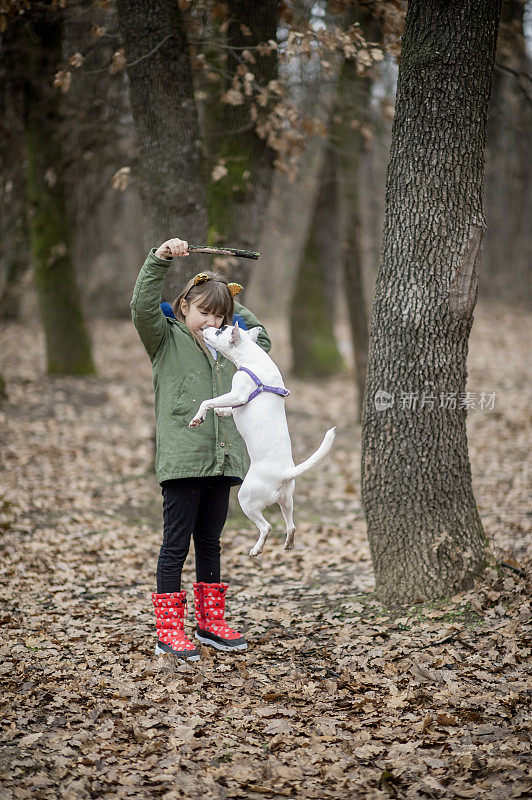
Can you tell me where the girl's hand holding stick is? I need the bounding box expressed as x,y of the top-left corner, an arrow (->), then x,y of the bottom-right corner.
155,238 -> 261,261
155,238 -> 191,259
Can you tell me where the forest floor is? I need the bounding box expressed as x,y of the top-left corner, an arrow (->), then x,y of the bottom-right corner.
0,301 -> 530,800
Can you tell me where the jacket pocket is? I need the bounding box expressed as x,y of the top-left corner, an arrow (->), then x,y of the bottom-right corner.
171,370 -> 205,417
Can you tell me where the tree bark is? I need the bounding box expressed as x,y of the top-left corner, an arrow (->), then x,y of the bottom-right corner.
289,141 -> 344,378
23,4 -> 95,376
361,0 -> 501,605
115,0 -> 208,298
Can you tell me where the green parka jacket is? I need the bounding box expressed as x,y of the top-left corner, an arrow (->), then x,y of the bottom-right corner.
131,249 -> 271,485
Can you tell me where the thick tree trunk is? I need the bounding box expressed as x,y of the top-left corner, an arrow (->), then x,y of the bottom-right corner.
23,5 -> 95,376
361,0 -> 501,605
290,142 -> 344,378
115,0 -> 208,298
206,0 -> 278,289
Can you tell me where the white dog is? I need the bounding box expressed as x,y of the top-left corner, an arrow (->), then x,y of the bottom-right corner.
189,322 -> 335,557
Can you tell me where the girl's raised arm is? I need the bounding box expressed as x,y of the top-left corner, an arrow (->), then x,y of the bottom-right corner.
130,239 -> 189,360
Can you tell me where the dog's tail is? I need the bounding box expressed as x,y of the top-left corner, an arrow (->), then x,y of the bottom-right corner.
281,427 -> 336,483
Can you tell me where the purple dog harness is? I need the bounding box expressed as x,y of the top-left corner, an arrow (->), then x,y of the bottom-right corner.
233,366 -> 290,407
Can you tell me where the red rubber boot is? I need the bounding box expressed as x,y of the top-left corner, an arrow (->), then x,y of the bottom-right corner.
193,582 -> 247,651
151,590 -> 200,660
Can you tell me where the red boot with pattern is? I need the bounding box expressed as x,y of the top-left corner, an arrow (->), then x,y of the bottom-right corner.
193,582 -> 247,651
151,590 -> 200,660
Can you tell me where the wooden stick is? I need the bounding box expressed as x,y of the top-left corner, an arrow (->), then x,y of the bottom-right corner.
159,244 -> 261,260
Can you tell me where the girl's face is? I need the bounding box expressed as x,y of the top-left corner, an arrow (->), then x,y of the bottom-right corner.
180,297 -> 224,333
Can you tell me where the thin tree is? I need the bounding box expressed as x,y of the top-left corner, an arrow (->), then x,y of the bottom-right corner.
23,2 -> 95,375
362,0 -> 502,604
287,0 -> 383,388
61,0 -> 144,319
290,141 -> 344,378
205,0 -> 278,288
483,0 -> 531,305
0,17 -> 30,321
333,3 -> 381,419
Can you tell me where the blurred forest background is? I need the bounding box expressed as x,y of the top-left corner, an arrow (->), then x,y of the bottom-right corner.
0,0 -> 530,376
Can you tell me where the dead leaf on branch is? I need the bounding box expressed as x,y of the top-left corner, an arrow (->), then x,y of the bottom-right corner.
91,24 -> 107,39
110,49 -> 126,75
211,161 -> 228,182
110,166 -> 131,192
53,69 -> 71,93
68,52 -> 84,68
222,88 -> 244,106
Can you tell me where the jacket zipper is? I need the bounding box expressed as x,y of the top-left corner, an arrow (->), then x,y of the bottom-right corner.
214,359 -> 230,456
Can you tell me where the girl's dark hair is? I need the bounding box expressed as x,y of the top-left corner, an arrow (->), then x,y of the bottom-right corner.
171,271 -> 234,326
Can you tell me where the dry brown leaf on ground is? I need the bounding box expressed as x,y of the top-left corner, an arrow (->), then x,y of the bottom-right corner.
0,302 -> 530,799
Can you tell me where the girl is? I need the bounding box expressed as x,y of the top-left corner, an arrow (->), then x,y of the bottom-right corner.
131,237 -> 271,660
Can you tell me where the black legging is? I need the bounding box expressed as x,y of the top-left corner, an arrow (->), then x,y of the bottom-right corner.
156,476 -> 233,593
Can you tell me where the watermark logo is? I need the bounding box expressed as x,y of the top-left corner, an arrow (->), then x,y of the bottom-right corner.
374,389 -> 395,411
374,387 -> 497,412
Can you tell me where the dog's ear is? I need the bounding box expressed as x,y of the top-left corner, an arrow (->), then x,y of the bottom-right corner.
230,321 -> 241,344
248,326 -> 262,343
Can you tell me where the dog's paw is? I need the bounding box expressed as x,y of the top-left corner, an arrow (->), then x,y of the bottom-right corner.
284,529 -> 296,551
249,545 -> 263,558
188,416 -> 204,428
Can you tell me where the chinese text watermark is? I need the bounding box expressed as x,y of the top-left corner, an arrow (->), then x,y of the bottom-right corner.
374,389 -> 497,412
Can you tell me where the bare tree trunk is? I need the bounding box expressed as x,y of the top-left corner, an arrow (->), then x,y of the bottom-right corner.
362,0 -> 501,605
245,1 -> 339,320
342,220 -> 368,421
333,4 -> 379,420
245,115 -> 330,322
62,0 -> 145,319
115,0 -> 208,298
23,4 -> 95,375
290,142 -> 344,378
0,18 -> 30,320
482,0 -> 531,306
206,0 -> 278,289
0,165 -> 29,321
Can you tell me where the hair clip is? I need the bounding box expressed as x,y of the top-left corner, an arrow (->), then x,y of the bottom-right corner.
192,273 -> 243,297
193,273 -> 212,286
227,282 -> 243,297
